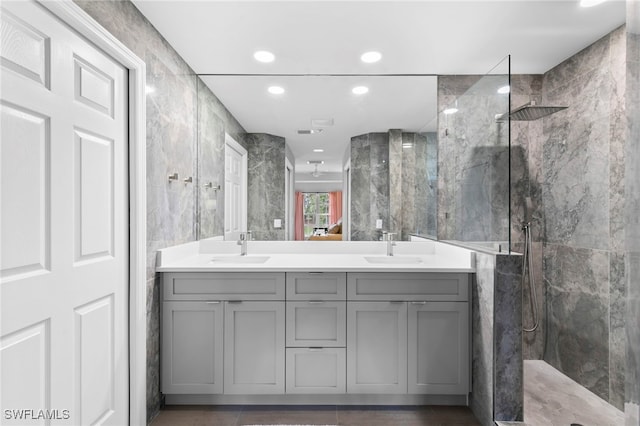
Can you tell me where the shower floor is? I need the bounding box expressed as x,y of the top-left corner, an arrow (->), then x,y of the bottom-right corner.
497,360 -> 624,426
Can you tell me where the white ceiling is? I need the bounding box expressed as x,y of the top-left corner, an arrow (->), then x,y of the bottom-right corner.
132,0 -> 625,173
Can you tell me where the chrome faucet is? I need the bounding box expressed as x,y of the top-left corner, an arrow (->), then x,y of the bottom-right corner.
237,230 -> 252,256
384,232 -> 397,256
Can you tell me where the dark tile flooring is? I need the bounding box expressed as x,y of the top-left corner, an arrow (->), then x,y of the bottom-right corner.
149,405 -> 482,426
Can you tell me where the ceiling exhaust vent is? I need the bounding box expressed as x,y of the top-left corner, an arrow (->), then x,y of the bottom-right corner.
297,129 -> 323,135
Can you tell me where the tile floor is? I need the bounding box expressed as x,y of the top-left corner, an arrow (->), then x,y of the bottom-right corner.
498,360 -> 625,426
149,405 -> 482,426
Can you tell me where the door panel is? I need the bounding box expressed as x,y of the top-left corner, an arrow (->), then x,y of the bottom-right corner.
224,136 -> 247,240
0,2 -> 129,424
346,302 -> 407,394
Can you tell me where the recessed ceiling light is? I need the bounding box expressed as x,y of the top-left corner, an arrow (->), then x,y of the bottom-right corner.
497,85 -> 510,94
254,50 -> 275,63
443,107 -> 459,115
313,149 -> 324,153
268,86 -> 285,95
352,86 -> 369,95
580,0 -> 607,7
361,51 -> 382,63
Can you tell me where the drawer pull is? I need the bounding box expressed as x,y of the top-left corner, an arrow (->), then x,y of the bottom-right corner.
205,301 -> 221,304
228,300 -> 243,304
308,347 -> 324,352
308,301 -> 325,305
308,272 -> 324,275
411,301 -> 427,305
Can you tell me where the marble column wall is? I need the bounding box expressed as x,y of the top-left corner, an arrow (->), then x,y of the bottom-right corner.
350,133 -> 390,241
400,132 -> 436,240
74,1 -> 248,420
389,129 -> 403,237
470,252 -> 523,426
626,0 -> 640,422
541,25 -> 626,408
246,133 -> 286,241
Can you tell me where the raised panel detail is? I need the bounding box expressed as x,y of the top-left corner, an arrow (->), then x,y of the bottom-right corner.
74,56 -> 114,117
74,129 -> 113,262
286,348 -> 346,394
0,321 -> 50,417
1,102 -> 50,281
0,10 -> 50,87
75,295 -> 114,425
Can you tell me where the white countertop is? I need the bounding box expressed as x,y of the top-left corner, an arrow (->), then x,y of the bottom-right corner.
156,240 -> 476,273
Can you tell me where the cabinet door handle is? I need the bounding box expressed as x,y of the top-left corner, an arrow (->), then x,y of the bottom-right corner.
308,301 -> 325,305
410,301 -> 427,305
205,301 -> 221,304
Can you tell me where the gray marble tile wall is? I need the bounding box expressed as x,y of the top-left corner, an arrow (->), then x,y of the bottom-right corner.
246,133 -> 286,241
437,75 -> 510,244
74,1 -> 248,421
626,1 -> 640,422
540,26 -> 626,408
400,132 -> 436,240
350,133 -> 390,241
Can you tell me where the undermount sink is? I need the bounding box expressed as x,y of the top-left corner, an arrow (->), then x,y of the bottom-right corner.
210,255 -> 270,264
364,256 -> 423,264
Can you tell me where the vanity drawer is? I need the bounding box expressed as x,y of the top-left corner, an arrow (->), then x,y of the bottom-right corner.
286,272 -> 347,300
286,301 -> 346,347
286,348 -> 346,394
163,272 -> 285,301
347,273 -> 469,302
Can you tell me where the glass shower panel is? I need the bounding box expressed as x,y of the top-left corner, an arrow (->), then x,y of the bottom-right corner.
438,55 -> 511,252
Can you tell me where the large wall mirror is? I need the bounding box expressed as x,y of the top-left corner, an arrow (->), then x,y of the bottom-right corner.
196,75 -> 438,242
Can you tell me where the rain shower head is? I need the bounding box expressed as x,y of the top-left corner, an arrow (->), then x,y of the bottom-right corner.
496,101 -> 568,122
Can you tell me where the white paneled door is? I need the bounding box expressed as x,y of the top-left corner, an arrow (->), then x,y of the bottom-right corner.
1,1 -> 129,425
224,134 -> 247,241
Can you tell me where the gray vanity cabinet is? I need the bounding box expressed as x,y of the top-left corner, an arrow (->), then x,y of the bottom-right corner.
161,272 -> 285,396
161,301 -> 224,394
346,273 -> 470,396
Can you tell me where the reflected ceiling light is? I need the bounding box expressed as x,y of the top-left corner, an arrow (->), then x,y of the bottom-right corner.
497,85 -> 510,94
402,143 -> 413,149
360,51 -> 382,63
580,0 -> 607,7
352,86 -> 369,95
313,149 -> 324,153
268,86 -> 285,95
145,85 -> 156,95
443,107 -> 458,115
254,50 -> 275,63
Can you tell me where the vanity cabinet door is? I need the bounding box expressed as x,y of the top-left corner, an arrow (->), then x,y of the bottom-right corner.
346,302 -> 407,394
408,301 -> 469,394
162,301 -> 224,394
224,301 -> 285,394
